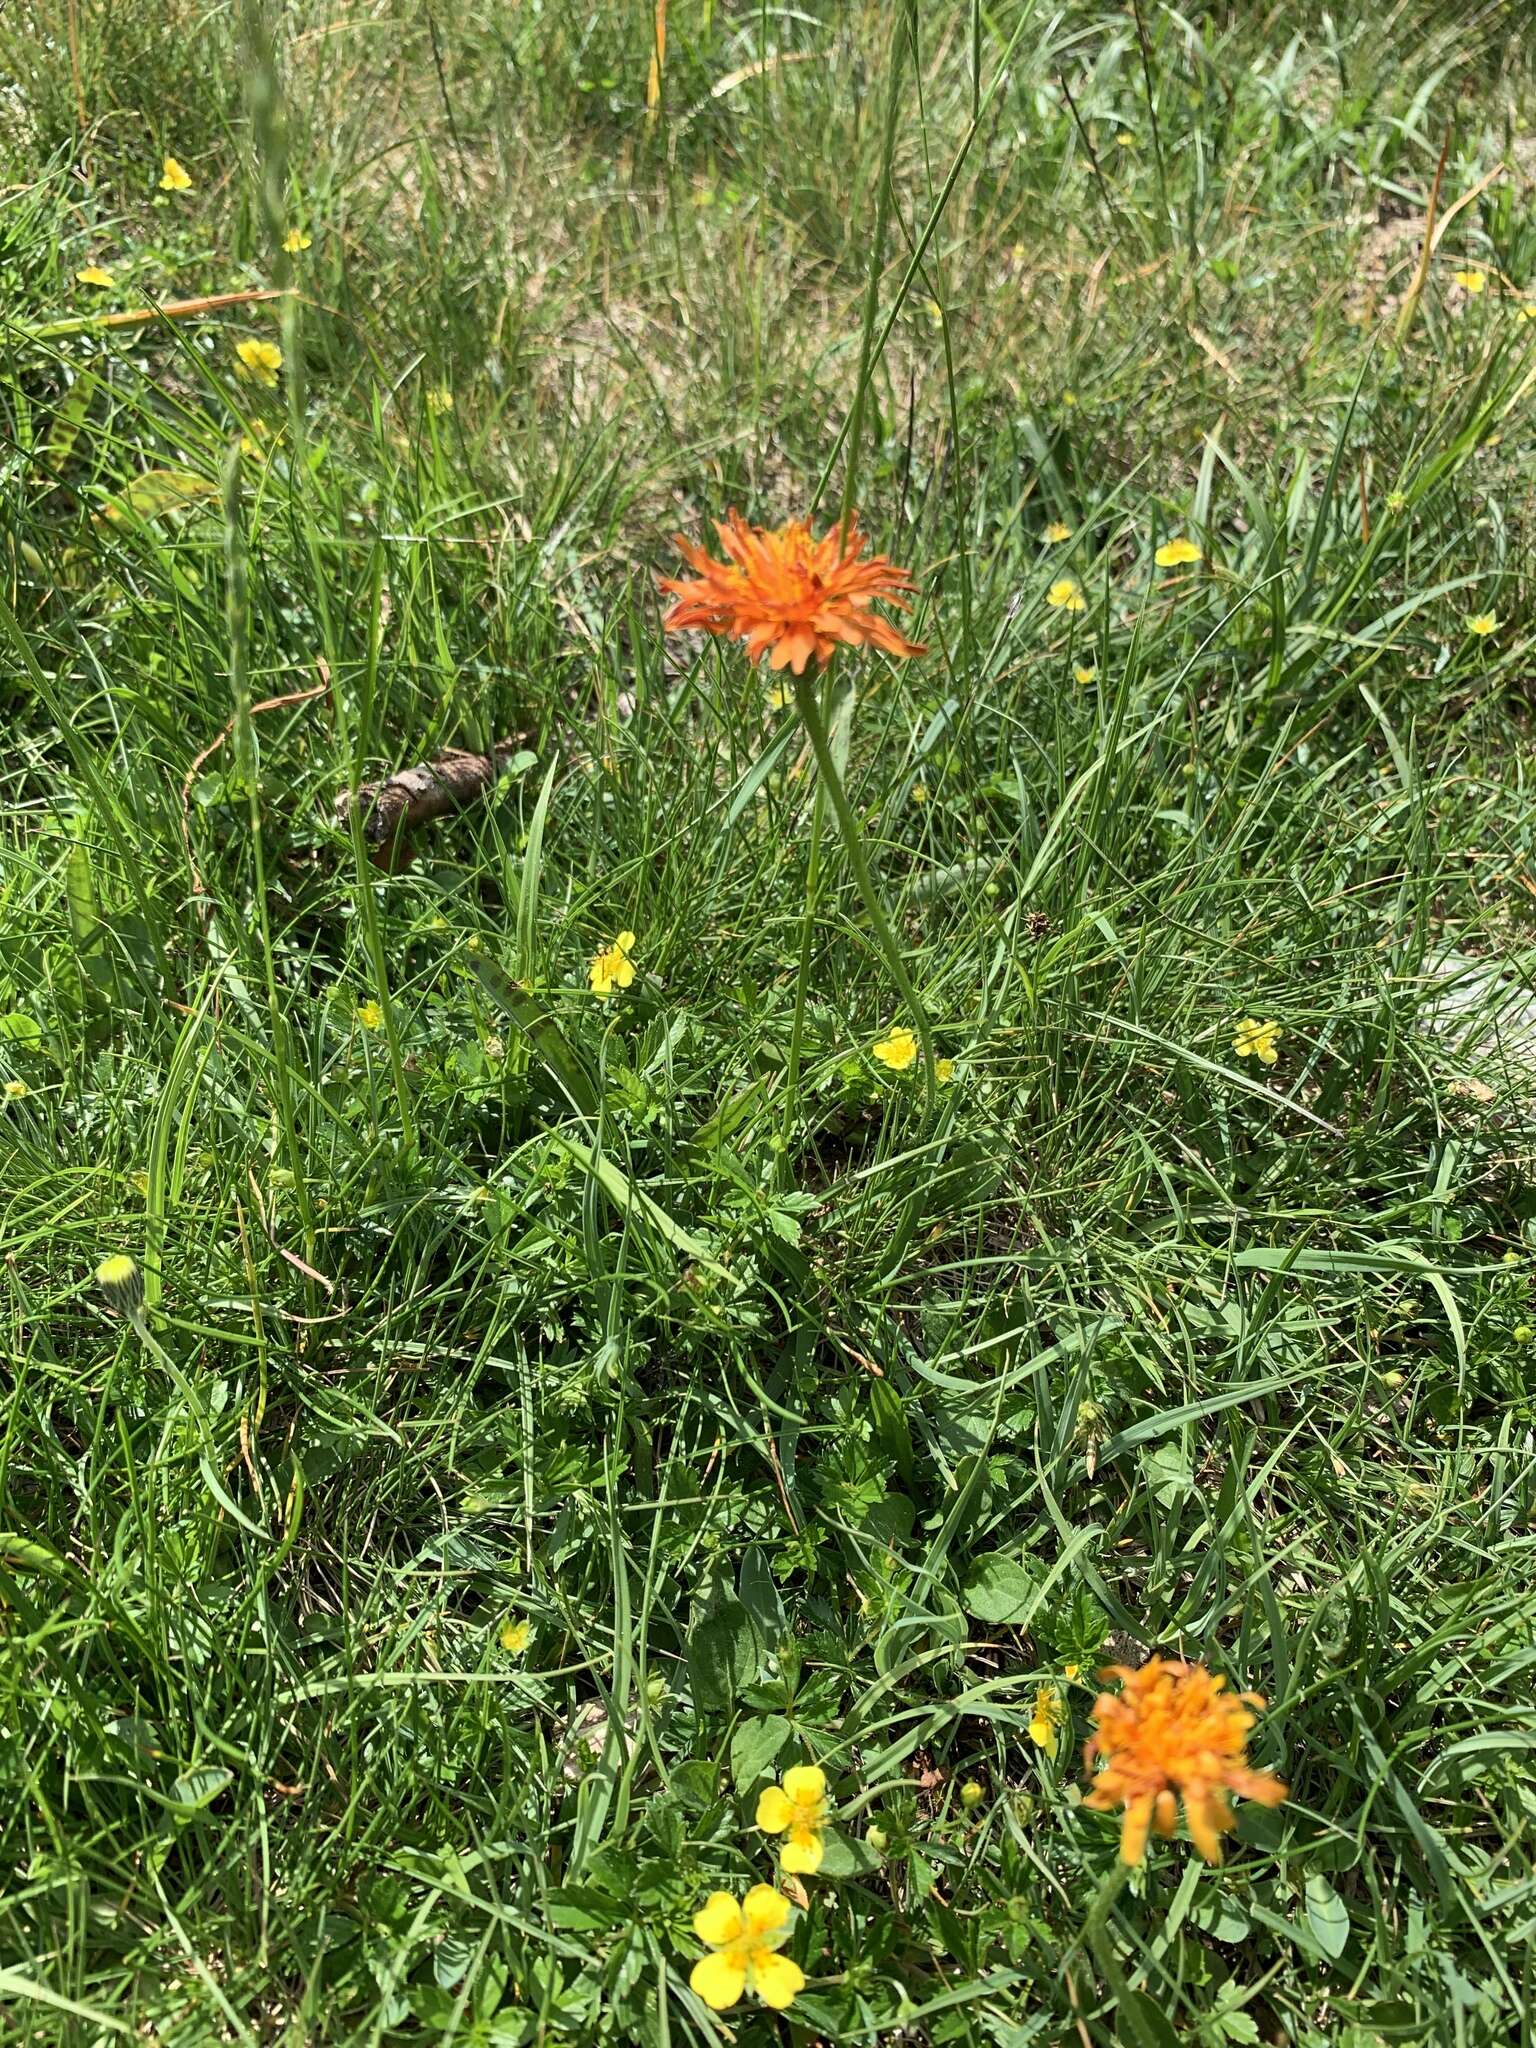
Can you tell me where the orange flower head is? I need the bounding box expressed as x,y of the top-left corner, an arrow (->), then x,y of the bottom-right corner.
660,511 -> 925,676
1083,1658 -> 1287,1865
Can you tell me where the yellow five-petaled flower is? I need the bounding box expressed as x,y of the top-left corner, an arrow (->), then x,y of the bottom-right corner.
1043,520 -> 1072,543
1046,577 -> 1086,612
589,930 -> 637,997
1467,612 -> 1499,637
688,1885 -> 804,2012
159,156 -> 193,192
1232,1016 -> 1280,1066
76,265 -> 115,288
1155,536 -> 1202,568
756,1764 -> 829,1874
235,338 -> 284,387
283,227 -> 312,253
872,1025 -> 919,1071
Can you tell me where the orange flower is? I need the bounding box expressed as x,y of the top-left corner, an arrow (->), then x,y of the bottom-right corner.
660,512 -> 925,675
1083,1658 -> 1287,1865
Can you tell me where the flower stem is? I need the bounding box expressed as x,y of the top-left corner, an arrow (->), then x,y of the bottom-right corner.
1081,1858 -> 1168,2048
781,775 -> 826,1152
789,670 -> 936,1118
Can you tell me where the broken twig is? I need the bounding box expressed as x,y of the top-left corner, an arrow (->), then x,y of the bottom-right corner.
336,739 -> 524,866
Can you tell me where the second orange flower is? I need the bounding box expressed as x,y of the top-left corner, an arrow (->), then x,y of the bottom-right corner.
660,512 -> 925,675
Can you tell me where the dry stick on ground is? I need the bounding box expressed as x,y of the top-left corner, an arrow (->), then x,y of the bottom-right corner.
335,739 -> 525,868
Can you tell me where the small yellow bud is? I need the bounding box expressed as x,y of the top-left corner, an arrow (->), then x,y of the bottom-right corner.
96,1254 -> 143,1313
865,1825 -> 889,1854
1514,1326 -> 1533,1346
960,1780 -> 985,1810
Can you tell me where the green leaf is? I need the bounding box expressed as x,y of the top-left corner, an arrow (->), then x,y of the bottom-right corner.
107,468 -> 219,522
687,1601 -> 758,1712
1115,1988 -> 1182,2048
815,1829 -> 881,1879
169,1765 -> 233,1811
0,1013 -> 42,1047
960,1551 -> 1042,1625
737,1545 -> 786,1644
471,957 -> 597,1114
1142,1442 -> 1192,1507
1190,1893 -> 1252,1945
0,1531 -> 65,1574
554,1133 -> 726,1275
668,1759 -> 719,1811
1304,1872 -> 1350,1960
730,1715 -> 791,1794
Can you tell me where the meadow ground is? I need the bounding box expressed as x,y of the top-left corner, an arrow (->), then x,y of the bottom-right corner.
3,2 -> 1536,2042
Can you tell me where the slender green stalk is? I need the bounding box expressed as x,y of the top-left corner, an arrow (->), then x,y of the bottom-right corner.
221,444 -> 317,1267
790,667 -> 936,1117
781,771 -> 827,1149
834,0 -> 911,544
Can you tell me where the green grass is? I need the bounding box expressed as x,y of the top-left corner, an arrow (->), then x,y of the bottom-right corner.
3,2 -> 1536,2043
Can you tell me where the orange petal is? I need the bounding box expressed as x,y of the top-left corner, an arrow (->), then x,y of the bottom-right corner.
1120,1793 -> 1156,1865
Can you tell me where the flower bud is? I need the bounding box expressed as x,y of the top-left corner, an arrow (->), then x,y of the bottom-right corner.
96,1254 -> 142,1314
960,1780 -> 985,1810
865,1825 -> 888,1854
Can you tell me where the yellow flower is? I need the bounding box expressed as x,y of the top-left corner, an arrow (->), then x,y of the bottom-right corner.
4,1078 -> 29,1100
1073,664 -> 1096,685
1046,577 -> 1085,613
589,930 -> 637,997
1453,269 -> 1485,294
426,386 -> 454,416
756,1763 -> 829,1874
356,1000 -> 384,1031
1114,131 -> 1136,148
1521,303 -> 1536,322
1084,1657 -> 1287,1865
283,227 -> 312,253
1155,536 -> 1202,568
1467,612 -> 1499,637
75,266 -> 115,288
1064,1661 -> 1082,1681
911,781 -> 928,804
1043,520 -> 1072,543
235,338 -> 283,387
1062,390 -> 1077,407
688,1886 -> 803,2012
1232,1016 -> 1280,1066
1028,1683 -> 1065,1759
159,156 -> 193,192
872,1025 -> 919,1071
935,1057 -> 955,1084
499,1619 -> 530,1654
